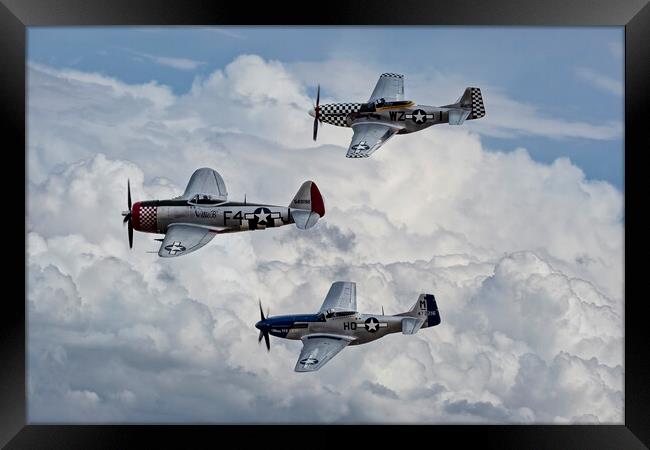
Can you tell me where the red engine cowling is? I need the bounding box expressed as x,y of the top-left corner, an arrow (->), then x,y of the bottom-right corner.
131,202 -> 157,233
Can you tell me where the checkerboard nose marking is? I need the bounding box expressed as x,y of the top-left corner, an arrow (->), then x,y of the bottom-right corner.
132,202 -> 157,233
319,103 -> 362,126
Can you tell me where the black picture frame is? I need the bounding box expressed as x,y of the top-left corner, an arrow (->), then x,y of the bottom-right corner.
2,0 -> 647,447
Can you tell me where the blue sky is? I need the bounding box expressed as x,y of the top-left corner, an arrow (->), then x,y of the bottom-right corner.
28,26 -> 624,188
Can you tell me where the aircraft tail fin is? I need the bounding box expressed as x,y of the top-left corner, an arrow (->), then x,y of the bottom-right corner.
289,181 -> 325,230
396,294 -> 440,334
458,87 -> 486,120
448,87 -> 485,125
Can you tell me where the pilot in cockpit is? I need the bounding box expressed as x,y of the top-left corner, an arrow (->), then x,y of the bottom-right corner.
323,309 -> 357,320
189,193 -> 224,205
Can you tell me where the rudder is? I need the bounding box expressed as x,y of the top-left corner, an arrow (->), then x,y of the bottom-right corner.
289,181 -> 325,230
459,87 -> 486,120
398,293 -> 441,334
409,293 -> 441,328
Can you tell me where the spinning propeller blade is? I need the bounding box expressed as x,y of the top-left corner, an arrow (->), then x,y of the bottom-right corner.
259,298 -> 266,321
121,179 -> 134,249
127,179 -> 132,210
312,84 -> 321,141
258,298 -> 271,352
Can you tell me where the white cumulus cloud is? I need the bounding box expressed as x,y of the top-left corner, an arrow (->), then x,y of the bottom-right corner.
27,55 -> 623,423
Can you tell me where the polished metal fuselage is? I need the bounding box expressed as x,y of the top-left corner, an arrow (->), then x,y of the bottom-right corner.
269,313 -> 405,346
135,200 -> 294,234
319,102 -> 453,134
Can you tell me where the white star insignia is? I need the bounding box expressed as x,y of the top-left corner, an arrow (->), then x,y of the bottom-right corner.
166,241 -> 185,255
255,211 -> 270,223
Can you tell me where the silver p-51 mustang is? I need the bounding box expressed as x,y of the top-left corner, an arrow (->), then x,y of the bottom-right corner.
309,73 -> 486,158
121,168 -> 325,257
255,281 -> 441,372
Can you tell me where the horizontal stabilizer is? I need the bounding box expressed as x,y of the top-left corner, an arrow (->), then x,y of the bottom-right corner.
292,209 -> 321,230
401,317 -> 425,335
448,108 -> 471,126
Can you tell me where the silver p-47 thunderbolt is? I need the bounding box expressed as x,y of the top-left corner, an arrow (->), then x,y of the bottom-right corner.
121,168 -> 325,257
255,281 -> 441,372
309,73 -> 486,158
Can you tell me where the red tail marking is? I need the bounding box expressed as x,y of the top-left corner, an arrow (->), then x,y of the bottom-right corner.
310,182 -> 325,217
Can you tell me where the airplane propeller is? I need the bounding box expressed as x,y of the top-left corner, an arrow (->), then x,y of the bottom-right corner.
257,299 -> 271,351
121,179 -> 134,249
312,84 -> 321,141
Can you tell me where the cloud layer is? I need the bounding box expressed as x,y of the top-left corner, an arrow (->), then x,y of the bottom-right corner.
126,49 -> 207,71
576,67 -> 624,97
27,55 -> 623,423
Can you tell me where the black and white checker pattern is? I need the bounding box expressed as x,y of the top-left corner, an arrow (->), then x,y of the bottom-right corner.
319,103 -> 361,127
346,145 -> 372,158
346,152 -> 370,159
469,88 -> 486,119
380,73 -> 404,79
139,206 -> 157,232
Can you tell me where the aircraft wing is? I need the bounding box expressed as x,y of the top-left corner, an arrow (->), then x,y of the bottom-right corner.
368,73 -> 404,103
181,167 -> 228,201
346,123 -> 400,158
294,335 -> 353,372
318,281 -> 356,313
158,223 -> 220,258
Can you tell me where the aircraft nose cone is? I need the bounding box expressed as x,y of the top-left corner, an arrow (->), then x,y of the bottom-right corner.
308,107 -> 316,118
255,321 -> 263,330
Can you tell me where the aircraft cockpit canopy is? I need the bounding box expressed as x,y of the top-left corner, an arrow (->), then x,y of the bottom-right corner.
360,98 -> 414,112
324,309 -> 357,319
188,193 -> 225,205
374,98 -> 413,108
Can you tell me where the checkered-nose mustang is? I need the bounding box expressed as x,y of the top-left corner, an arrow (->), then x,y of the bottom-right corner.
309,73 -> 486,158
121,168 -> 325,257
255,282 -> 441,372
